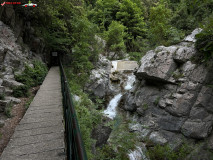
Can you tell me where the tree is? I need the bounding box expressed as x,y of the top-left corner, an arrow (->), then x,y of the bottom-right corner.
89,0 -> 120,31
148,0 -> 172,45
105,21 -> 126,59
116,0 -> 146,50
196,14 -> 213,59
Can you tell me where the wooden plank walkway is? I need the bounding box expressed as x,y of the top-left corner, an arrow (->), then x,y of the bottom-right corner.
0,67 -> 66,160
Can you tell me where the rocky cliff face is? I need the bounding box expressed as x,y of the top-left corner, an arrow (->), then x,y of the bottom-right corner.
88,29 -> 213,159
122,29 -> 213,158
0,19 -> 45,125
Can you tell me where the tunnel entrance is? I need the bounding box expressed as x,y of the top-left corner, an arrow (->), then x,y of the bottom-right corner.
51,52 -> 59,66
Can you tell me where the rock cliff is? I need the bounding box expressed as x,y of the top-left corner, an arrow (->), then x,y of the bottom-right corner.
122,29 -> 213,158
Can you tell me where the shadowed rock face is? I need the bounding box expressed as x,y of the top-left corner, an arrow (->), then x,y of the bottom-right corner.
123,29 -> 213,147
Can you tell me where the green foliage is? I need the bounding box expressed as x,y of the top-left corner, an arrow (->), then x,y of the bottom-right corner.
142,103 -> 149,110
105,21 -> 126,58
116,0 -> 146,51
96,116 -> 138,160
5,103 -> 13,118
196,15 -> 213,60
66,69 -> 102,159
0,94 -> 5,100
14,61 -> 47,98
128,52 -> 145,62
13,85 -> 29,98
116,0 -> 146,38
89,0 -> 120,30
0,132 -> 2,139
25,97 -> 34,110
148,143 -> 192,160
154,97 -> 160,105
15,61 -> 48,88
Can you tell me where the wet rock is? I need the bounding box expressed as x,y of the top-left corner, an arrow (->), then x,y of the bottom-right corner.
128,144 -> 149,160
123,93 -> 137,112
149,131 -> 168,145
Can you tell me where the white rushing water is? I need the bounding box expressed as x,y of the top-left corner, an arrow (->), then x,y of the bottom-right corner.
125,74 -> 136,90
103,93 -> 122,119
128,146 -> 148,160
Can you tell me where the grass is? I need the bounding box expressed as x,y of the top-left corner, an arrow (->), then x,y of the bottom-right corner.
5,103 -> 13,118
154,97 -> 160,105
25,97 -> 34,110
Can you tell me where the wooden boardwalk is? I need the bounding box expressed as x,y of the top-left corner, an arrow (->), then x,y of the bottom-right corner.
0,67 -> 66,160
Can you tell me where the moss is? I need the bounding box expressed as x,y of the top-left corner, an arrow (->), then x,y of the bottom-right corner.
142,103 -> 149,110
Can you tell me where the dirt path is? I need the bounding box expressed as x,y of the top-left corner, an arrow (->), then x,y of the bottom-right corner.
0,86 -> 39,156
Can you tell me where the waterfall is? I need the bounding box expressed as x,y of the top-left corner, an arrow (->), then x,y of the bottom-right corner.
104,74 -> 136,119
125,74 -> 136,90
103,93 -> 122,119
128,146 -> 148,160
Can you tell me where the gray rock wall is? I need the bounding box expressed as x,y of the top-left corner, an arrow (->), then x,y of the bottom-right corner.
123,29 -> 213,155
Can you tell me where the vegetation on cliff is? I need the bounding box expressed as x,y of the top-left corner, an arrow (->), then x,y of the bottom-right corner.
22,0 -> 213,159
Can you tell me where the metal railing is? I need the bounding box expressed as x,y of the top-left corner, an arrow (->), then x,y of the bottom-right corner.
59,59 -> 88,160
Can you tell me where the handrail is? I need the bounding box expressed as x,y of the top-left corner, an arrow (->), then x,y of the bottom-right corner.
59,59 -> 88,160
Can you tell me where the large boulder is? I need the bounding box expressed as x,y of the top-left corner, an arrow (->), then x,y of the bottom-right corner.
193,86 -> 213,113
0,99 -> 12,112
173,44 -> 196,63
91,118 -> 112,147
86,55 -> 111,98
2,79 -> 24,88
136,48 -> 177,83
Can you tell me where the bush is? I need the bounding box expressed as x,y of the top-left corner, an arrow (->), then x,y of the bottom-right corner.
15,61 -> 48,88
148,143 -> 192,160
96,116 -> 138,160
14,60 -> 48,98
13,85 -> 29,98
195,15 -> 213,60
0,94 -> 5,100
